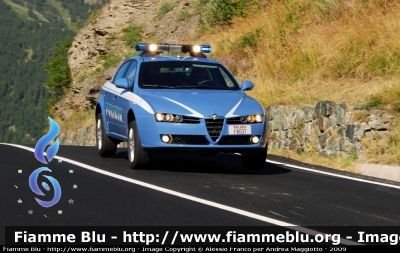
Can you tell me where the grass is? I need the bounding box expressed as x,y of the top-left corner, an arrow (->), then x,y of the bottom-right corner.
177,10 -> 190,21
102,54 -> 122,70
86,9 -> 100,24
32,8 -> 50,23
24,48 -> 33,62
3,0 -> 32,21
48,0 -> 72,29
200,1 -> 400,107
194,0 -> 400,168
122,24 -> 143,48
360,116 -> 400,165
154,2 -> 174,20
77,70 -> 99,83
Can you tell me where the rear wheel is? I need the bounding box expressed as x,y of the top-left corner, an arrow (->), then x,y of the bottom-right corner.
128,121 -> 150,169
96,113 -> 117,156
241,149 -> 267,171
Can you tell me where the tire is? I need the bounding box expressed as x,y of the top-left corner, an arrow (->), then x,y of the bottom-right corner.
96,113 -> 117,156
241,149 -> 267,170
127,121 -> 150,169
201,152 -> 217,157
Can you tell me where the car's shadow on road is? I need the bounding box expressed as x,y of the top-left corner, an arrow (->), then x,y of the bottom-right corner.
112,150 -> 291,176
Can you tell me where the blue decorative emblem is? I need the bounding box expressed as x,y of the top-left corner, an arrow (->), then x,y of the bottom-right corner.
30,117 -> 61,208
34,117 -> 60,164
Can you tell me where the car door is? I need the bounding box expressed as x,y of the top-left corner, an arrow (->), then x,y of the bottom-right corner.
106,60 -> 132,135
114,60 -> 137,137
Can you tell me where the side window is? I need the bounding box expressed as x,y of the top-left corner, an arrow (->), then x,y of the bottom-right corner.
125,60 -> 137,88
112,60 -> 131,83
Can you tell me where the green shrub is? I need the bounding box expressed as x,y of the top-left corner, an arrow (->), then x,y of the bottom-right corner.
155,2 -> 174,20
77,71 -> 98,83
238,27 -> 263,53
122,24 -> 143,48
177,10 -> 190,21
200,0 -> 259,27
44,39 -> 72,100
102,54 -> 122,70
86,9 -> 100,24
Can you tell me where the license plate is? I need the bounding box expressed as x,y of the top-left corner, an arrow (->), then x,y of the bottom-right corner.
228,125 -> 251,135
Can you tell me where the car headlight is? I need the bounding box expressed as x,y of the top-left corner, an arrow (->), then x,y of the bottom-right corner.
255,114 -> 263,123
155,113 -> 165,122
165,114 -> 174,122
239,114 -> 263,123
155,113 -> 184,123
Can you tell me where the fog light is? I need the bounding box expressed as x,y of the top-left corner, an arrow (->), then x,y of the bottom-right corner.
240,116 -> 247,123
161,135 -> 172,143
250,136 -> 260,144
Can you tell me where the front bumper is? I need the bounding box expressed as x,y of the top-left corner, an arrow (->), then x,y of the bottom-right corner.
137,114 -> 268,154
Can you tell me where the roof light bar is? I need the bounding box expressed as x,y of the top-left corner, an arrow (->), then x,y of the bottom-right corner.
135,43 -> 212,54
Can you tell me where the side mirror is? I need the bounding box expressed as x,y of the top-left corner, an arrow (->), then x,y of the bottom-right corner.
114,78 -> 130,89
241,80 -> 254,91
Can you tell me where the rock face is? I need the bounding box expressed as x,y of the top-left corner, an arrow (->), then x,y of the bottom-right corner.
266,101 -> 394,159
55,0 -> 200,120
68,0 -> 200,81
59,125 -> 96,146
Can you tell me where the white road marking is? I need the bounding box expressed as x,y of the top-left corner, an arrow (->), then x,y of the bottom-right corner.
289,211 -> 305,218
268,210 -> 289,219
265,158 -> 400,190
235,153 -> 400,189
2,143 -> 386,245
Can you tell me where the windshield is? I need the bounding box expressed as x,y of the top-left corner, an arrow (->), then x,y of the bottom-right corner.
138,61 -> 240,90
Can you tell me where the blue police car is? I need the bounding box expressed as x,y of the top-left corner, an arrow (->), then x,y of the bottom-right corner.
95,43 -> 268,170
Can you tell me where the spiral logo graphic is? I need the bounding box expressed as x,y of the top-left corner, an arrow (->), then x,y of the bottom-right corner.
30,116 -> 62,208
34,117 -> 60,164
29,167 -> 61,207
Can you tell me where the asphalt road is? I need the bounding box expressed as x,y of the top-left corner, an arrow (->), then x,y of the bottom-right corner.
1,143 -> 400,246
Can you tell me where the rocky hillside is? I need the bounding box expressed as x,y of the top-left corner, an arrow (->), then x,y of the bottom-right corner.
54,0 -> 200,120
56,0 -> 399,170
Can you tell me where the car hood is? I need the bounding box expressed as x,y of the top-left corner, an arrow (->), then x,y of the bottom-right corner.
137,89 -> 264,117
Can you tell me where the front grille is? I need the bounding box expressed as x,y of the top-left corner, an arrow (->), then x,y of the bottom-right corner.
170,135 -> 209,145
205,119 -> 224,142
182,116 -> 200,124
226,117 -> 243,124
219,136 -> 252,145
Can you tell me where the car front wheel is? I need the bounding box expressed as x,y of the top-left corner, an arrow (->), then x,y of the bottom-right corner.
241,149 -> 267,171
96,113 -> 117,156
128,121 -> 150,169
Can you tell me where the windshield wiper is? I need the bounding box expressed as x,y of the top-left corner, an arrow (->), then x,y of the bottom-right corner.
142,84 -> 176,88
195,85 -> 220,89
178,85 -> 197,89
